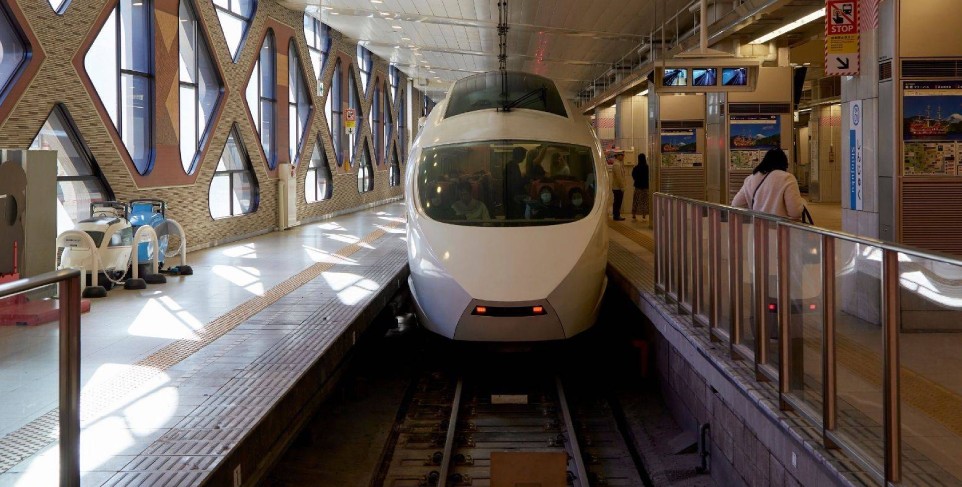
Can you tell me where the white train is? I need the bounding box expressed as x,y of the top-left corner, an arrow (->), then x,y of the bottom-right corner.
405,72 -> 610,341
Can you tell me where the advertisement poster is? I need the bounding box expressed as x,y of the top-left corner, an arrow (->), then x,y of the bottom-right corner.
729,115 -> 781,151
729,150 -> 767,171
661,153 -> 703,168
661,129 -> 697,153
902,81 -> 962,176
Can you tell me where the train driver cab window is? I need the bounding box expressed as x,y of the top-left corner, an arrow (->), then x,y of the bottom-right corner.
417,140 -> 596,226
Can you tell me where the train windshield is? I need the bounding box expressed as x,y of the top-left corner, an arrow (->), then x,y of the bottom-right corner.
417,141 -> 597,227
444,72 -> 567,118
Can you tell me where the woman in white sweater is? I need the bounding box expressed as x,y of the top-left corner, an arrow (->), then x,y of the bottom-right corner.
731,149 -> 805,219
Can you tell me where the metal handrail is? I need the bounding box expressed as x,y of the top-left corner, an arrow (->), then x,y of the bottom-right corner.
650,191 -> 962,485
0,269 -> 82,487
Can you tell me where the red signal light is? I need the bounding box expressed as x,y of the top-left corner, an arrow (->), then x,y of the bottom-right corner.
532,306 -> 545,314
475,306 -> 487,314
768,303 -> 777,312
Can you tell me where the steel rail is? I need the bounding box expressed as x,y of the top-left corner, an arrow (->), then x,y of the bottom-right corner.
437,378 -> 463,486
556,376 -> 589,487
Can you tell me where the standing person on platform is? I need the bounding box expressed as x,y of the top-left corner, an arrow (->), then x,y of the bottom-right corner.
609,148 -> 627,221
631,153 -> 650,221
731,149 -> 805,219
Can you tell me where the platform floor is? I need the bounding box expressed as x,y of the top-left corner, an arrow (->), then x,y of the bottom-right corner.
0,203 -> 407,486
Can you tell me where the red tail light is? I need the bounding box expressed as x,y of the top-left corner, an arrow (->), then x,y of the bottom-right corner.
475,306 -> 487,315
532,306 -> 545,315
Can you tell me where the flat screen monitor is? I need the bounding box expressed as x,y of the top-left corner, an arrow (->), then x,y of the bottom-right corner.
692,68 -> 717,86
663,68 -> 687,86
722,67 -> 748,86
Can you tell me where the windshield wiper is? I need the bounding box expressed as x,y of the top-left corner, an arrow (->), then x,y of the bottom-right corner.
501,85 -> 547,112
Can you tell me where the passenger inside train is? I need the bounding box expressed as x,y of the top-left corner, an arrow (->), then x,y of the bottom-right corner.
417,140 -> 596,226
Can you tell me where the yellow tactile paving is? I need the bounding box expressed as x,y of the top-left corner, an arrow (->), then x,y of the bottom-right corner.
609,221 -> 655,252
0,220 -> 404,473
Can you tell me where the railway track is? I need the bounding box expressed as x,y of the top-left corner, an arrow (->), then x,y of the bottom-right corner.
373,365 -> 646,487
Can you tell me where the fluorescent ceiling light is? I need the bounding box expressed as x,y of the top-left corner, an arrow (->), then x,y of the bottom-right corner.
750,8 -> 824,44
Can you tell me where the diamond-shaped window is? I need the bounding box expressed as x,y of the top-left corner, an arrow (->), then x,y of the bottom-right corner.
84,0 -> 154,175
357,141 -> 373,193
31,104 -> 113,234
288,41 -> 312,165
47,0 -> 69,14
180,0 -> 223,174
213,0 -> 255,62
306,136 -> 333,203
210,125 -> 259,218
245,30 -> 276,168
0,2 -> 29,105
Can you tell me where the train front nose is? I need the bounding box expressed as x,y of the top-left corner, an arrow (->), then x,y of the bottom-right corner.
452,299 -> 566,342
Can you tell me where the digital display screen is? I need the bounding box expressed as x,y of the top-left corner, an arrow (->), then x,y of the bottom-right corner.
663,69 -> 687,86
723,68 -> 748,86
692,69 -> 717,86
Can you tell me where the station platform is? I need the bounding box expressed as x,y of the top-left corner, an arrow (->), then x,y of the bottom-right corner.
0,203 -> 408,486
608,209 -> 962,486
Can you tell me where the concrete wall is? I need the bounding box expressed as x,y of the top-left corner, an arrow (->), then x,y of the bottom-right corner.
0,0 -> 416,251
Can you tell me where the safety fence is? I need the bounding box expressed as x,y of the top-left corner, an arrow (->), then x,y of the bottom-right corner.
653,192 -> 962,486
0,269 -> 81,486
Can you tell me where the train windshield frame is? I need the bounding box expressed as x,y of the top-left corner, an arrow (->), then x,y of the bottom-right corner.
416,140 -> 598,227
444,72 -> 568,119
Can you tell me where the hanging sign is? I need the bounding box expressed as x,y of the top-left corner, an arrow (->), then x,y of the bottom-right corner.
345,107 -> 357,134
825,0 -> 860,76
849,100 -> 863,210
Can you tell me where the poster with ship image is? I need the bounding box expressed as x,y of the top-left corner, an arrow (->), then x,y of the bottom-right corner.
729,115 -> 781,151
902,81 -> 962,176
661,129 -> 697,153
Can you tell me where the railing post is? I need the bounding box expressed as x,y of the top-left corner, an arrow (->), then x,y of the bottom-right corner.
754,218 -> 767,376
673,199 -> 683,304
680,201 -> 690,314
59,272 -> 81,487
691,203 -> 703,324
654,196 -> 662,294
822,235 -> 838,449
778,224 -> 792,410
730,212 -> 743,355
882,249 -> 901,483
709,208 -> 721,340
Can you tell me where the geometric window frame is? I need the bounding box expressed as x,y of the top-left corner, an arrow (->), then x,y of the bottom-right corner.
305,135 -> 333,203
245,29 -> 277,170
356,139 -> 374,193
212,0 -> 256,63
303,10 -> 331,84
382,79 -> 392,167
47,0 -> 70,15
209,124 -> 260,219
179,0 -> 224,175
288,39 -> 313,166
356,44 -> 373,95
372,77 -> 381,166
348,66 -> 362,166
325,58 -> 343,167
388,142 -> 401,187
0,1 -> 29,106
83,0 -> 155,176
30,103 -> 114,230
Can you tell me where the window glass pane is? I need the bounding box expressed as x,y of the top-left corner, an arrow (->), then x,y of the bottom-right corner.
233,0 -> 254,17
121,73 -> 152,173
232,172 -> 254,214
178,1 -> 197,83
180,85 -> 197,170
198,52 -> 219,133
260,99 -> 273,164
213,0 -> 228,9
0,6 -> 26,93
215,9 -> 245,59
48,0 -> 68,13
221,132 -> 244,170
417,140 -> 597,226
246,60 -> 259,130
259,34 -> 274,98
85,10 -> 118,126
209,174 -> 230,218
119,0 -> 150,73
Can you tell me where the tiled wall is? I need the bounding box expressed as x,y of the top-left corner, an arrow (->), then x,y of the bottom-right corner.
0,0 -> 422,250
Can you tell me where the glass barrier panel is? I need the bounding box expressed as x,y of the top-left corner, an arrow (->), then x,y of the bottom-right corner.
761,219 -> 779,371
897,252 -> 962,485
0,283 -> 62,484
716,209 -> 731,338
736,213 -> 755,354
696,206 -> 711,324
832,239 -> 884,471
785,226 -> 824,422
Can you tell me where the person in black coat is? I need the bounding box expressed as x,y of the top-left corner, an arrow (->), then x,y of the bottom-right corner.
631,153 -> 650,220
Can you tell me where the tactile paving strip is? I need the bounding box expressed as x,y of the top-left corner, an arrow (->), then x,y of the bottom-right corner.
0,220 -> 403,474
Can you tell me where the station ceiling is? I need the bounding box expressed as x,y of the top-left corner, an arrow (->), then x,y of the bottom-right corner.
282,0 -> 827,101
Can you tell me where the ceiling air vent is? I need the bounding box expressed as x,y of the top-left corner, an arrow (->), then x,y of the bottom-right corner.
902,59 -> 962,78
728,103 -> 791,114
879,60 -> 893,81
662,120 -> 705,129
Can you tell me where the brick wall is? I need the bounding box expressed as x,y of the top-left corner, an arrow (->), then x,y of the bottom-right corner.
0,0 -> 415,250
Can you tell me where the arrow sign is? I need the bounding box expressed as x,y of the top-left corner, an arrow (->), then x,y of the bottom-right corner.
836,57 -> 850,70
